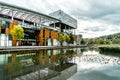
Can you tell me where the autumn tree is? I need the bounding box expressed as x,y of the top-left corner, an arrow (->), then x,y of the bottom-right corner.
57,33 -> 65,46
64,34 -> 70,44
11,25 -> 24,45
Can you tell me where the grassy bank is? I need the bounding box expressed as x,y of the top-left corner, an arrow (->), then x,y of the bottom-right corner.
99,45 -> 120,53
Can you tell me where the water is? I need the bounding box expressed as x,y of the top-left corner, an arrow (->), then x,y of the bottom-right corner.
68,48 -> 120,80
0,48 -> 120,80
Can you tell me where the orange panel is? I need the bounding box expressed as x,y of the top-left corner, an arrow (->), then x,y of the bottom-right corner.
9,22 -> 14,29
0,20 -> 2,27
0,27 -> 1,33
39,29 -> 43,46
0,20 -> 2,33
51,31 -> 58,39
12,37 -> 17,46
13,21 -> 18,25
45,29 -> 50,38
5,28 -> 10,34
12,40 -> 17,46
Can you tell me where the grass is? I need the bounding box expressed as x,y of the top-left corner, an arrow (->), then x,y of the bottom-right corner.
99,45 -> 120,53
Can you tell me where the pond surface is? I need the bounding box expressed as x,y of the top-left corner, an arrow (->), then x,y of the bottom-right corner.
0,48 -> 120,80
68,48 -> 120,80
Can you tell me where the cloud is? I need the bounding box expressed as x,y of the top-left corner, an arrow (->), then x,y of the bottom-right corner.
0,0 -> 120,38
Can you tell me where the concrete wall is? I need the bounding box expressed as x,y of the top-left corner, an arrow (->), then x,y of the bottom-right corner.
48,64 -> 77,80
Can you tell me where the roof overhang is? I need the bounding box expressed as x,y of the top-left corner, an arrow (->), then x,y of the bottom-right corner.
0,2 -> 60,24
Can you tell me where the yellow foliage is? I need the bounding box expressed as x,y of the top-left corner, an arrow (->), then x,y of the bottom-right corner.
11,25 -> 24,40
65,34 -> 70,43
57,33 -> 65,43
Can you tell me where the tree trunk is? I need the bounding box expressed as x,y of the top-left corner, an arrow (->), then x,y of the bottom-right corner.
60,42 -> 63,47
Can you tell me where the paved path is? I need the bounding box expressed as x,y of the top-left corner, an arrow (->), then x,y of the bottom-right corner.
0,45 -> 87,53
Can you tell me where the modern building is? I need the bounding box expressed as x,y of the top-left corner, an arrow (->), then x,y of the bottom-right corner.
0,2 -> 78,47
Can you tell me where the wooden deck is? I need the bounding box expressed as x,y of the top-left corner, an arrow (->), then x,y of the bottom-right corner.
0,45 -> 87,53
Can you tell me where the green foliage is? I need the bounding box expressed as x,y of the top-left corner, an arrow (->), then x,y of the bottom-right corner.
81,39 -> 86,44
5,59 -> 23,76
64,34 -> 70,43
88,38 -> 94,45
11,25 -> 24,40
57,33 -> 65,46
87,33 -> 120,45
98,33 -> 120,44
69,33 -> 74,44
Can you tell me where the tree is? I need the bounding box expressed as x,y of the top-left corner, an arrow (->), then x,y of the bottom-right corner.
57,33 -> 65,46
5,59 -> 23,77
11,25 -> 24,45
88,38 -> 95,45
81,39 -> 86,45
11,25 -> 24,40
69,33 -> 74,44
64,34 -> 70,44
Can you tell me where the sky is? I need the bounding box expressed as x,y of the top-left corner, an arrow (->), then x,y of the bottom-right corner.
0,0 -> 120,38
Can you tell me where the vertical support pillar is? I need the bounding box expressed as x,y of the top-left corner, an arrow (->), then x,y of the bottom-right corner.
59,22 -> 61,32
69,27 -> 70,34
0,20 -> 2,33
22,20 -> 24,26
54,22 -> 55,29
34,22 -> 35,27
65,25 -> 66,33
53,20 -> 56,29
52,38 -> 54,46
74,29 -> 75,35
39,17 -> 42,28
11,10 -> 14,22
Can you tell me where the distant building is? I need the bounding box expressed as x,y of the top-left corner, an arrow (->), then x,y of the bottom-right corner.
77,35 -> 82,45
0,2 -> 78,47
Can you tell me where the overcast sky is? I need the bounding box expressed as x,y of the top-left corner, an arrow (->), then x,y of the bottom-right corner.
0,0 -> 120,38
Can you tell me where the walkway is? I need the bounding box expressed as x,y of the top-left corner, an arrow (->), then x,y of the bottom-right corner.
0,45 -> 87,53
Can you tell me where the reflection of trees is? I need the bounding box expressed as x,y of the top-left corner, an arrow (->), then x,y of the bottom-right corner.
5,59 -> 23,79
57,50 -> 64,65
32,53 -> 40,65
32,49 -> 77,66
100,51 -> 120,57
32,51 -> 50,65
57,49 -> 76,65
81,48 -> 88,52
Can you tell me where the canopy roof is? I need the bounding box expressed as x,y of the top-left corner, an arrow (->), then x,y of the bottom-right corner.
0,2 -> 60,24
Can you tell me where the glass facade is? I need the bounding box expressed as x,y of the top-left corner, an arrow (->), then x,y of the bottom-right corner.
0,34 -> 12,47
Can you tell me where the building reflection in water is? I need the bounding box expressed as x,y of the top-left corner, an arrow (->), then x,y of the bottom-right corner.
2,49 -> 78,80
